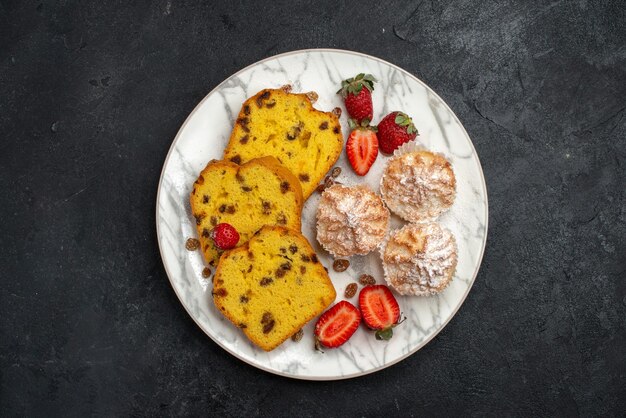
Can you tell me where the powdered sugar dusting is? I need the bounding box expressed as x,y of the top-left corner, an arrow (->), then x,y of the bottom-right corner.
382,223 -> 457,296
316,184 -> 390,257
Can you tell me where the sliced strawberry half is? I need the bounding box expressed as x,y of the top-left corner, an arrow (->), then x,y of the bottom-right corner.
314,300 -> 361,349
346,124 -> 378,176
358,285 -> 404,340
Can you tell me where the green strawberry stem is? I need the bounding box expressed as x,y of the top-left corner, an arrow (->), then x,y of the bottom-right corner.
375,327 -> 394,341
337,73 -> 378,97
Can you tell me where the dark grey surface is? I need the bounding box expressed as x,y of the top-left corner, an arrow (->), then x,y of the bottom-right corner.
1,0 -> 624,416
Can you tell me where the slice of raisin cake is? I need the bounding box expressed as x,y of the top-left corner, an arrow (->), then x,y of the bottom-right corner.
213,226 -> 336,351
223,88 -> 343,199
190,156 -> 303,267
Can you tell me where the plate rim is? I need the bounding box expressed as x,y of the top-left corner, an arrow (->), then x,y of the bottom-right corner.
155,48 -> 489,380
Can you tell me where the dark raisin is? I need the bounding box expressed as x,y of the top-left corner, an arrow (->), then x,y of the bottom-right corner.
305,91 -> 318,103
247,265 -> 252,273
300,266 -> 306,274
299,173 -> 310,182
289,244 -> 298,254
226,205 -> 236,214
261,311 -> 275,334
242,186 -> 252,192
276,213 -> 287,225
280,181 -> 290,193
247,251 -> 254,260
194,214 -> 204,225
331,167 -> 341,178
201,267 -> 211,278
316,183 -> 326,193
319,121 -> 329,130
235,172 -> 244,183
262,200 -> 271,215
280,247 -> 286,254
311,254 -> 318,263
219,204 -> 226,213
202,195 -> 209,204
286,122 -> 303,140
240,295 -> 249,303
260,277 -> 273,286
301,254 -> 310,262
230,155 -> 242,164
256,91 -> 271,107
185,238 -> 200,251
281,262 -> 292,271
213,288 -> 227,297
201,228 -> 210,238
265,100 -> 276,108
210,216 -> 218,226
239,135 -> 249,144
291,329 -> 304,342
359,274 -> 376,286
237,117 -> 250,133
196,175 -> 205,185
243,105 -> 250,115
344,283 -> 358,298
275,268 -> 286,278
263,320 -> 275,334
333,259 -> 350,272
191,188 -> 196,195
332,107 -> 342,117
239,323 -> 247,329
333,126 -> 340,134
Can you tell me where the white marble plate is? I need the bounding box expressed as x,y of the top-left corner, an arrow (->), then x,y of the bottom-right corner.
156,49 -> 488,380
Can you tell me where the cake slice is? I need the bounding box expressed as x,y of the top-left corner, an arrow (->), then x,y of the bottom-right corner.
213,226 -> 337,351
223,88 -> 343,199
190,156 -> 303,267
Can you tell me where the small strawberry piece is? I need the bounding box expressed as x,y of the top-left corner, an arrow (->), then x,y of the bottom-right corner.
211,223 -> 240,250
346,126 -> 378,176
358,285 -> 403,340
377,111 -> 418,154
337,73 -> 377,124
314,301 -> 361,349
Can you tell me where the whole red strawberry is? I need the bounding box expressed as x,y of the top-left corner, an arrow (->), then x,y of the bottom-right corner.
358,285 -> 404,340
346,122 -> 378,176
337,73 -> 377,124
211,223 -> 239,250
377,111 -> 418,154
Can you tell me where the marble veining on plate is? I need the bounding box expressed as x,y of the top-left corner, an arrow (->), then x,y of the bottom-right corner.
156,49 -> 488,380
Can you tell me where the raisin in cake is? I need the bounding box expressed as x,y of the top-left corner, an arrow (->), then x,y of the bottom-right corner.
213,226 -> 337,351
190,156 -> 303,267
223,88 -> 343,199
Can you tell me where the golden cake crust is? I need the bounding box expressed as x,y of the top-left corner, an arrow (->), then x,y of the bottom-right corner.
213,226 -> 337,351
190,156 -> 303,267
223,88 -> 343,199
380,150 -> 456,222
316,184 -> 389,257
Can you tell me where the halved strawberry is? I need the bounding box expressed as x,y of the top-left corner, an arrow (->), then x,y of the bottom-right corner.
314,301 -> 361,349
346,124 -> 378,176
358,285 -> 403,340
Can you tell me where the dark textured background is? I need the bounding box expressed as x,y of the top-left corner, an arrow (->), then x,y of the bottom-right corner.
1,0 -> 624,416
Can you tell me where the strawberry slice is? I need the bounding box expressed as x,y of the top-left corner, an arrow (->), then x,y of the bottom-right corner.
314,301 -> 361,349
358,285 -> 403,340
346,125 -> 378,176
